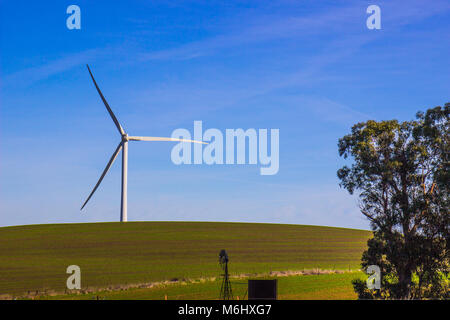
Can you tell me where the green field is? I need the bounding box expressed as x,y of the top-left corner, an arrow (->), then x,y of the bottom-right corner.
0,222 -> 371,298
41,272 -> 366,300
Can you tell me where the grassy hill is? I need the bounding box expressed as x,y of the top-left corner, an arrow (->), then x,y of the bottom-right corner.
0,222 -> 371,297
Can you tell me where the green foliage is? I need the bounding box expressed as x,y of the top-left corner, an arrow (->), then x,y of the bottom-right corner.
338,103 -> 449,299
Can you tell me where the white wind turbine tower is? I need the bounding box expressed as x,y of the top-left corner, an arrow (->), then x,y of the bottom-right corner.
81,65 -> 205,222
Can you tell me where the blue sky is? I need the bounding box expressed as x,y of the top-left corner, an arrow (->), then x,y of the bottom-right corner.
0,0 -> 449,228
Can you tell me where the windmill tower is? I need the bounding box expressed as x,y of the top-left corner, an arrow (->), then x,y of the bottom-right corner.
219,249 -> 233,300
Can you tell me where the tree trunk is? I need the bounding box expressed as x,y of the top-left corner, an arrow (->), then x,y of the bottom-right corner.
398,269 -> 412,299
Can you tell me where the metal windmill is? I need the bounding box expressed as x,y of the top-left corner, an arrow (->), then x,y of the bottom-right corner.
219,249 -> 233,300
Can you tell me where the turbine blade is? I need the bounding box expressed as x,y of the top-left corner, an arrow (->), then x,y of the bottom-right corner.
128,136 -> 207,144
86,65 -> 125,135
81,142 -> 123,211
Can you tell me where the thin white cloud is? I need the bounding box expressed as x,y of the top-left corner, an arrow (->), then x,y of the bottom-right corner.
137,0 -> 450,62
2,49 -> 101,87
3,0 -> 448,87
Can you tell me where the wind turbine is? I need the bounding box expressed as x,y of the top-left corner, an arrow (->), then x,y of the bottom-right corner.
81,65 -> 205,222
